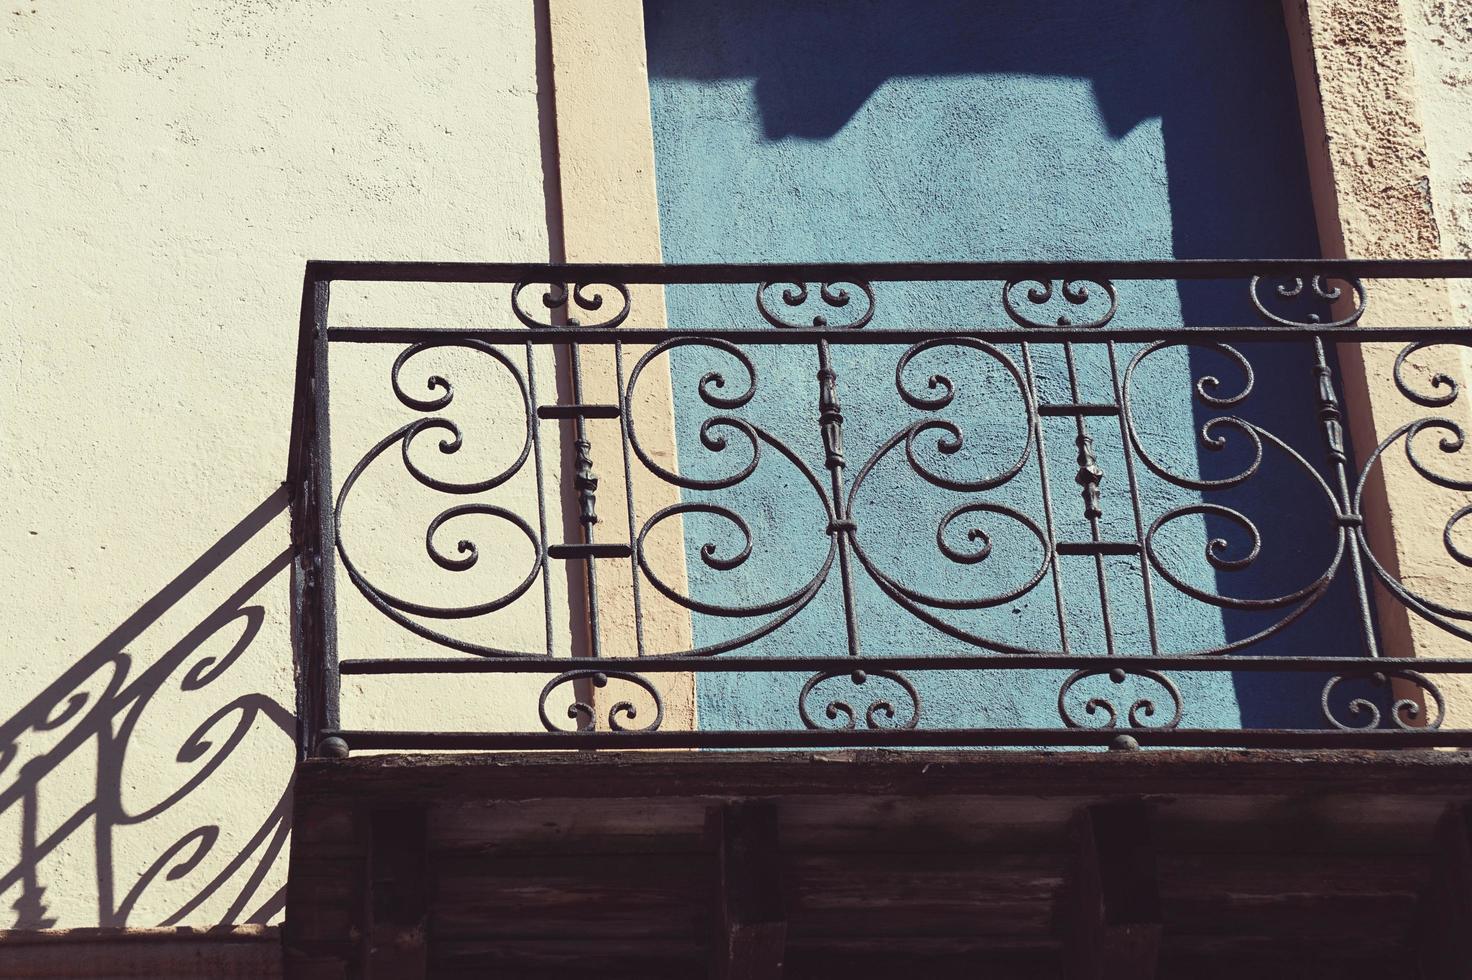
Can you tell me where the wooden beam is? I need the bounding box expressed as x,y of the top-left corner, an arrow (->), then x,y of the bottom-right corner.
284,804 -> 369,979
366,807 -> 430,980
712,802 -> 786,980
1416,803 -> 1472,980
1061,801 -> 1162,980
294,749 -> 1472,809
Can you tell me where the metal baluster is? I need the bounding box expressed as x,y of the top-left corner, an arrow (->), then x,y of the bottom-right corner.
525,338 -> 555,658
1106,340 -> 1161,655
614,339 -> 647,657
306,275 -> 341,754
1064,341 -> 1118,656
817,338 -> 862,658
1020,342 -> 1073,655
1313,334 -> 1381,657
568,342 -> 605,662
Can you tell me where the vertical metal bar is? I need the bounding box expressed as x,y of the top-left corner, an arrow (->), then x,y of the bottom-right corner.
289,271 -> 317,761
1107,340 -> 1161,655
1314,335 -> 1381,657
1021,342 -> 1072,655
568,342 -> 604,660
526,339 -> 555,658
614,339 -> 648,657
816,338 -> 862,657
1063,341 -> 1117,655
309,275 -> 340,741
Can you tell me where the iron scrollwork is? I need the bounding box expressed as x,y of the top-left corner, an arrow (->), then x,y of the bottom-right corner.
1002,277 -> 1118,329
1320,669 -> 1445,731
334,340 -> 547,657
1123,339 -> 1347,653
512,280 -> 631,329
538,670 -> 664,732
1249,273 -> 1366,329
799,669 -> 921,730
757,280 -> 875,329
625,336 -> 838,656
1058,667 -> 1183,730
1339,336 -> 1472,640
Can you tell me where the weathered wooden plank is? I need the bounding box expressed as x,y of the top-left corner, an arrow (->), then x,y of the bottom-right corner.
1060,801 -> 1161,980
365,808 -> 429,980
1416,802 -> 1472,980
778,795 -> 1074,852
784,851 -> 1062,940
1159,952 -> 1412,980
784,946 -> 1062,980
0,926 -> 282,979
431,938 -> 704,980
713,802 -> 786,980
285,797 -> 371,980
1157,853 -> 1421,898
293,749 -> 1472,807
428,798 -> 706,854
430,852 -> 706,941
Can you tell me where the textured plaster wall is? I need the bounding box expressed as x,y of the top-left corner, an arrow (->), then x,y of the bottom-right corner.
1,0 -> 549,931
645,0 -> 1354,733
1407,0 -> 1472,315
1285,0 -> 1472,719
1403,0 -> 1472,714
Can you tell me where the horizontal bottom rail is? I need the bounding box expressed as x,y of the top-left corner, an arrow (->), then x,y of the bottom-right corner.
320,727 -> 1472,752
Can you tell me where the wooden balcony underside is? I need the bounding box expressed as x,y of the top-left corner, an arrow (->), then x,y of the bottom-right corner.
284,749 -> 1472,979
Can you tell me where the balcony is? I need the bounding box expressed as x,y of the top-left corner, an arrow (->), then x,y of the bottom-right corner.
283,260 -> 1472,978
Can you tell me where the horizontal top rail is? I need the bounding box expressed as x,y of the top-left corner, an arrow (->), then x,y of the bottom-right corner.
306,257 -> 1472,284
326,325 -> 1472,345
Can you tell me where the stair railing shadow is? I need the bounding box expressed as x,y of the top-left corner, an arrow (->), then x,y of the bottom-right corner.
0,487 -> 294,929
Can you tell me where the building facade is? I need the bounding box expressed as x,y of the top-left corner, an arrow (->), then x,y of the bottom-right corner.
3,0 -> 1472,976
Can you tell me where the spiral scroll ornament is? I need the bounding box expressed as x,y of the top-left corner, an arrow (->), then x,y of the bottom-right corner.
512,280 -> 631,329
1320,670 -> 1445,731
1058,667 -> 1183,730
1394,341 -> 1466,408
333,341 -> 546,657
1354,338 -> 1472,634
1351,414 -> 1472,640
1249,273 -> 1366,329
838,337 -> 1056,653
757,280 -> 874,329
799,669 -> 921,730
1003,278 -> 1117,329
538,670 -> 664,733
625,337 -> 839,657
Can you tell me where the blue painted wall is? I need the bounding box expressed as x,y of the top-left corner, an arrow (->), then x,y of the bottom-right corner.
642,0 -> 1365,732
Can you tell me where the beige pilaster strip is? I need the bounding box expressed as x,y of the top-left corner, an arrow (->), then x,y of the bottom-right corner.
1283,0 -> 1472,712
544,0 -> 695,728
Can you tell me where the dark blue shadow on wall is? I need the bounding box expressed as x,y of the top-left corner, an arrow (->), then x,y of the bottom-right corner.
644,0 -> 1369,730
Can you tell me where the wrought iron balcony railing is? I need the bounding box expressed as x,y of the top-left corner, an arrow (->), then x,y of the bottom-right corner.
287,259 -> 1472,755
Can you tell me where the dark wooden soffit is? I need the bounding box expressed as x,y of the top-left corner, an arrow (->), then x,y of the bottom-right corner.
286,750 -> 1472,979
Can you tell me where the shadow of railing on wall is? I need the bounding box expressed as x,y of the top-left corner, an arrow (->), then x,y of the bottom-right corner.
0,489 -> 294,930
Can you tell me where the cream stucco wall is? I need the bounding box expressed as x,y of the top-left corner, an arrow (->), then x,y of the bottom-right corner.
1407,0 -> 1472,315
1,0 -> 550,932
